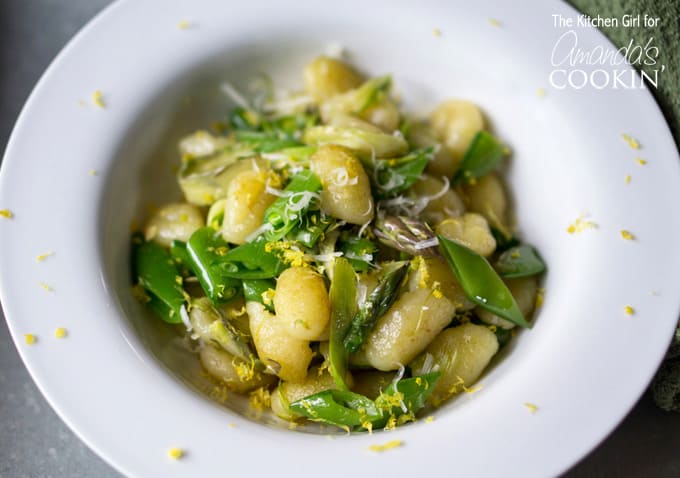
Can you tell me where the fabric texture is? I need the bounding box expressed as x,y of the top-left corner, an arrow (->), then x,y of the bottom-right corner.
568,0 -> 680,411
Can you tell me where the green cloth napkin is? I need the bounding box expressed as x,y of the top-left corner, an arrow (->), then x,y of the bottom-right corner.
569,0 -> 680,411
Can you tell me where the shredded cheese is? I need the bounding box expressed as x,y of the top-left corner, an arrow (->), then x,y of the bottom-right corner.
624,305 -> 635,316
92,90 -> 105,108
167,447 -> 184,459
24,334 -> 36,345
0,209 -> 14,219
524,403 -> 539,413
622,133 -> 640,149
368,440 -> 403,452
620,230 -> 635,241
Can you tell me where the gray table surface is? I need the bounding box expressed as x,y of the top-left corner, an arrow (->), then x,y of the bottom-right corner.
1,1 -> 680,477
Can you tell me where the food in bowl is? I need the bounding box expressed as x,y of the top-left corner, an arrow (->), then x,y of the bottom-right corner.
131,55 -> 545,431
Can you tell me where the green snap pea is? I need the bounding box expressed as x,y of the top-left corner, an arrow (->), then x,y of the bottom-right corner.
438,235 -> 531,328
328,258 -> 358,390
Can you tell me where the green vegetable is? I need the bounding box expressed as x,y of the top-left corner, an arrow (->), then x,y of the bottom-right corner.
288,210 -> 334,248
186,228 -> 241,303
495,245 -> 546,278
134,239 -> 186,324
169,240 -> 193,273
216,237 -> 287,279
242,279 -> 276,312
438,235 -> 531,328
453,131 -> 505,185
234,130 -> 302,152
374,372 -> 441,424
373,215 -> 439,257
263,169 -> 322,241
338,236 -> 377,272
371,148 -> 433,199
289,389 -> 381,428
289,372 -> 440,430
490,226 -> 519,252
343,262 -> 409,353
493,326 -> 513,347
303,125 -> 408,158
328,258 -> 358,390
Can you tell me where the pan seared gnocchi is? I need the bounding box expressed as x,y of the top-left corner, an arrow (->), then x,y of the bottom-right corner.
132,54 -> 545,432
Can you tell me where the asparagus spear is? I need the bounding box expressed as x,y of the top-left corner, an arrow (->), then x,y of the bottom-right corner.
342,262 -> 409,353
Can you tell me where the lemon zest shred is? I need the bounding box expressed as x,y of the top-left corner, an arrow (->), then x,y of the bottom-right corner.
463,384 -> 483,394
167,447 -> 184,459
635,157 -> 647,165
432,28 -> 442,37
24,334 -> 36,345
566,214 -> 597,234
488,18 -> 501,27
535,87 -> 546,98
0,209 -> 14,219
37,252 -> 54,262
622,133 -> 640,149
424,415 -> 435,423
524,403 -> 539,413
261,288 -> 276,306
535,288 -> 545,309
624,305 -> 635,316
39,282 -> 53,292
177,20 -> 191,30
54,327 -> 67,339
368,440 -> 403,452
620,230 -> 635,241
92,90 -> 105,108
625,174 -> 631,185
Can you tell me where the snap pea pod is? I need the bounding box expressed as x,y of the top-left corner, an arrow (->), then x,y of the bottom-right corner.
495,245 -> 546,278
288,210 -> 334,248
169,240 -> 193,273
289,372 -> 441,430
343,262 -> 409,353
263,169 -> 322,241
134,239 -> 186,324
242,279 -> 276,313
328,258 -> 358,390
338,236 -> 378,272
372,148 -> 433,199
216,237 -> 287,279
438,235 -> 531,328
453,131 -> 505,186
289,389 -> 381,428
186,227 -> 241,303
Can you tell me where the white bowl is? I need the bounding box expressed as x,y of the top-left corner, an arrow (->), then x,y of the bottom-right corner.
1,0 -> 679,476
